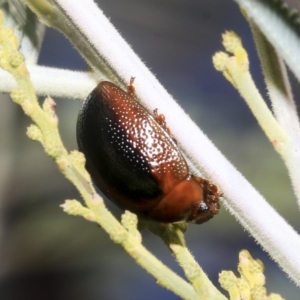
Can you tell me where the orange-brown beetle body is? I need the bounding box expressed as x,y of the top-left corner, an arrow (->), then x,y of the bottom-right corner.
77,80 -> 220,223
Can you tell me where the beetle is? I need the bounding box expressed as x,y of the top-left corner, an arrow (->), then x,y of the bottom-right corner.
77,78 -> 220,224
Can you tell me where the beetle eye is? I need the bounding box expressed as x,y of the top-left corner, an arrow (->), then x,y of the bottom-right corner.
197,201 -> 209,213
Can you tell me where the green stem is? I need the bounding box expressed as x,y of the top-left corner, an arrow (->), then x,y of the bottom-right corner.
145,223 -> 227,300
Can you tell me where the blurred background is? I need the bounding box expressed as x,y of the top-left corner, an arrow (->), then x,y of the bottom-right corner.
0,0 -> 300,299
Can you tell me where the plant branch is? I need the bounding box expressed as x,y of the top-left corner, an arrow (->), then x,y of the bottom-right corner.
219,250 -> 284,299
246,16 -> 300,211
0,13 -> 202,300
0,66 -> 97,99
213,31 -> 288,155
213,30 -> 300,287
233,0 -> 300,82
145,222 -> 227,300
14,0 -> 300,289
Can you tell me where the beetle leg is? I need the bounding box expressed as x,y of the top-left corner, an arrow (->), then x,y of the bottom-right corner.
153,109 -> 178,144
127,77 -> 136,96
153,108 -> 172,135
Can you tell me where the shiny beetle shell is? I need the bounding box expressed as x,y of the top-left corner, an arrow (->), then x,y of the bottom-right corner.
76,79 -> 220,224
